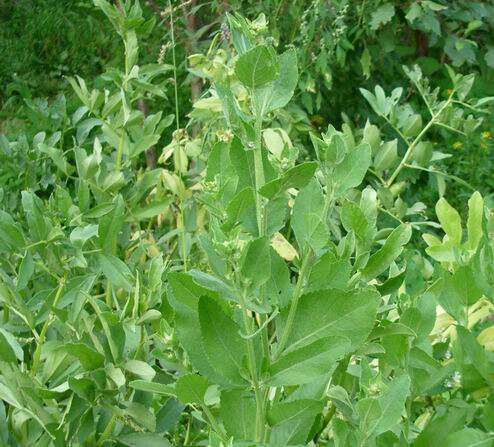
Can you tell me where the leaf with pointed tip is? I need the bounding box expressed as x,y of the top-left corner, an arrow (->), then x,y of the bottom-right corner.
436,197 -> 462,245
334,143 -> 372,196
129,380 -> 176,396
360,224 -> 411,281
167,273 -> 226,384
285,288 -> 380,353
268,399 -> 323,426
240,236 -> 271,289
97,253 -> 134,292
369,375 -> 410,436
118,433 -> 172,447
266,48 -> 298,112
198,296 -> 247,384
307,252 -> 351,291
269,398 -> 323,445
259,162 -> 318,199
63,343 -> 105,370
235,45 -> 279,88
124,360 -> 156,381
220,390 -> 256,440
270,336 -> 350,385
0,211 -> 25,249
466,191 -> 483,251
175,374 -> 210,405
291,179 -> 329,252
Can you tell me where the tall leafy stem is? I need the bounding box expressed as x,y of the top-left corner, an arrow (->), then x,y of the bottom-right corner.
168,0 -> 188,272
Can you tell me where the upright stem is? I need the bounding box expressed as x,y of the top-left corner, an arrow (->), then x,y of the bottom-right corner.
274,250 -> 312,359
239,287 -> 264,442
387,94 -> 454,187
249,116 -> 268,441
169,1 -> 187,271
31,273 -> 68,376
253,118 -> 266,236
169,0 -> 180,134
115,132 -> 125,172
97,413 -> 117,447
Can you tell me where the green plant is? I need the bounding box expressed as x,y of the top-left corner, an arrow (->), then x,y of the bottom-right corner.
0,4 -> 493,447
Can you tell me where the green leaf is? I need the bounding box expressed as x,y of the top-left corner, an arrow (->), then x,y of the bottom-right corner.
98,194 -> 125,253
374,139 -> 397,172
436,197 -> 462,245
268,399 -> 323,426
131,134 -> 160,158
64,342 -> 105,370
269,336 -> 350,385
198,296 -> 247,384
361,224 -> 412,281
240,236 -> 271,289
175,374 -> 210,405
0,210 -> 25,249
361,48 -> 371,79
307,252 -> 351,291
235,45 -> 279,88
371,375 -> 410,435
285,288 -> 380,353
17,251 -> 34,290
370,3 -> 396,30
443,428 -> 494,447
340,201 -> 374,245
466,191 -> 483,251
363,121 -> 381,154
0,329 -> 23,362
0,332 -> 17,363
129,380 -> 174,395
334,143 -> 372,196
485,47 -> 494,69
124,402 -> 156,432
124,360 -> 156,381
414,404 -> 469,447
97,253 -> 134,292
314,132 -> 347,165
38,143 -> 72,175
156,399 -> 185,433
292,179 -> 329,252
70,224 -> 99,246
265,48 -> 298,112
21,191 -> 48,242
438,264 -> 483,324
259,162 -> 318,199
220,390 -> 256,440
129,198 -> 173,221
223,187 -> 255,232
269,398 -> 323,445
455,326 -> 494,388
118,433 -> 172,447
268,399 -> 324,426
266,247 -> 293,308
409,347 -> 455,395
167,273 -> 226,384
358,375 -> 411,438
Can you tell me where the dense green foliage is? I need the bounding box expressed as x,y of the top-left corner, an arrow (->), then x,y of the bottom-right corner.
0,1 -> 493,446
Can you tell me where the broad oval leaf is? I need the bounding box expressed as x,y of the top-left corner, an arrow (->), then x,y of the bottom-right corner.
235,45 -> 279,88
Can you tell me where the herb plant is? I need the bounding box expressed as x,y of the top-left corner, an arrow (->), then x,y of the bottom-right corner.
0,2 -> 493,447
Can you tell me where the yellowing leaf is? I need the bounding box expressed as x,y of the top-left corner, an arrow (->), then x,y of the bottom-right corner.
466,191 -> 483,251
477,326 -> 494,351
271,232 -> 298,261
436,197 -> 462,245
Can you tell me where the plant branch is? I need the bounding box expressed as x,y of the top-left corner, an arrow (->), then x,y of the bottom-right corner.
274,250 -> 313,359
31,273 -> 68,376
386,93 -> 454,187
